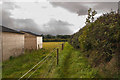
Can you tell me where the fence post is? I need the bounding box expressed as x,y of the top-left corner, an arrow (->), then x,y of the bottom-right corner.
57,48 -> 59,65
62,43 -> 64,50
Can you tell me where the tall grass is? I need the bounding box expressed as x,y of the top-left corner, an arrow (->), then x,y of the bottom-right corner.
2,42 -> 98,78
2,42 -> 63,78
52,43 -> 98,78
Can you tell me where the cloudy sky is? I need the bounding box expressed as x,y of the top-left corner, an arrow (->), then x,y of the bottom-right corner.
0,0 -> 119,35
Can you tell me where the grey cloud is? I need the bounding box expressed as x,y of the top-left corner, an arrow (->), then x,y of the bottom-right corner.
50,2 -> 118,15
42,19 -> 74,35
1,2 -> 44,35
41,6 -> 47,8
2,9 -> 73,35
2,10 -> 15,28
1,2 -> 19,28
1,9 -> 44,34
3,2 -> 118,35
93,2 -> 118,13
1,2 -> 74,35
50,2 -> 88,15
14,19 -> 44,34
3,2 -> 19,10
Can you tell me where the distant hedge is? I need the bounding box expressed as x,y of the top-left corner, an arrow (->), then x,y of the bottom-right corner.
43,39 -> 68,42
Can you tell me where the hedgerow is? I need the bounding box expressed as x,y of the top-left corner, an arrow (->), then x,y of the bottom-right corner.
69,12 -> 120,77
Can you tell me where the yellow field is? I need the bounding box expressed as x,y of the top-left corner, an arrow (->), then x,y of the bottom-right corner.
43,42 -> 64,51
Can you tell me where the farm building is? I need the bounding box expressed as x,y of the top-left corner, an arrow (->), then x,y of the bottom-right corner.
21,31 -> 42,50
1,26 -> 24,61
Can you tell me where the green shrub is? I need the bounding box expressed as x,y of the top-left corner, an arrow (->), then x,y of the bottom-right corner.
43,39 -> 67,42
69,13 -> 120,77
9,56 -> 15,60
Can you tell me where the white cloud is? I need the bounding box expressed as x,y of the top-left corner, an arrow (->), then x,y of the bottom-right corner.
2,1 -> 114,35
10,2 -> 87,33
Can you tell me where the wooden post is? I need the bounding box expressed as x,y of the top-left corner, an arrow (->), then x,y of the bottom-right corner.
62,43 -> 64,50
57,48 -> 59,65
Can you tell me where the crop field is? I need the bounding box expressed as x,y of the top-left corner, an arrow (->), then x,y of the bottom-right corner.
43,42 -> 64,51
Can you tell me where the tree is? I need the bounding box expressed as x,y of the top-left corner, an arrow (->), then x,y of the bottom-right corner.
85,8 -> 92,24
85,8 -> 97,24
92,10 -> 97,22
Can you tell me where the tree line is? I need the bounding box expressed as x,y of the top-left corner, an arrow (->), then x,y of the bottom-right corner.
41,34 -> 71,42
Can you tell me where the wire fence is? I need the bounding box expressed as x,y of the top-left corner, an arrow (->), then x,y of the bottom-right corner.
18,42 -> 65,80
43,57 -> 56,78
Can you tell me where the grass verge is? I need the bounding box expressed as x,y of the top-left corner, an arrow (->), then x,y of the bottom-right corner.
2,42 -> 63,78
52,42 -> 99,78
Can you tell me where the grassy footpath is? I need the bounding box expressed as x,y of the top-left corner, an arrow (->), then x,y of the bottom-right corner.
51,42 -> 99,78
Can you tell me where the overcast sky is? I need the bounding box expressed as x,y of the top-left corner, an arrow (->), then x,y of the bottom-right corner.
0,0 -> 119,35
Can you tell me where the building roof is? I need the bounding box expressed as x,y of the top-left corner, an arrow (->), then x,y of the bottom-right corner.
0,26 -> 41,36
1,26 -> 24,34
21,31 -> 41,36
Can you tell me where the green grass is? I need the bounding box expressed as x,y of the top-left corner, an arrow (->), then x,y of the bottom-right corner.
0,62 -> 2,79
2,42 -> 98,78
2,42 -> 63,78
51,42 -> 98,78
3,49 -> 47,78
